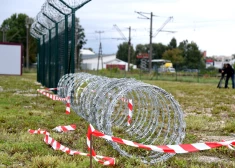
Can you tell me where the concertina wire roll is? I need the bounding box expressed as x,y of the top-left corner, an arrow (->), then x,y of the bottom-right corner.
57,72 -> 186,164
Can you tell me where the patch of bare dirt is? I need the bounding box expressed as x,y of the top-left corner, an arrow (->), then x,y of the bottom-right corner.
200,135 -> 235,142
197,156 -> 226,163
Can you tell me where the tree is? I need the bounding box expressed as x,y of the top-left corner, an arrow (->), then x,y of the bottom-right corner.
162,48 -> 184,66
178,40 -> 205,69
135,43 -> 167,60
75,17 -> 86,70
178,40 -> 188,58
135,44 -> 148,55
1,13 -> 37,65
116,42 -> 135,63
168,37 -> 177,49
152,43 -> 167,59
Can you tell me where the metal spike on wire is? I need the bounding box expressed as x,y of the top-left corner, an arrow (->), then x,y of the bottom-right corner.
56,73 -> 186,164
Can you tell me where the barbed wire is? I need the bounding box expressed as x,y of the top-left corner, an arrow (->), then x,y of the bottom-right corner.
30,0 -> 90,42
56,73 -> 186,164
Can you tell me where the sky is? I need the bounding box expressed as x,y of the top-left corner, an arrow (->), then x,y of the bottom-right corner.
0,0 -> 235,56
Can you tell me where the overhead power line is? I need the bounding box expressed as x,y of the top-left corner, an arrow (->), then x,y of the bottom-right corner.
135,11 -> 174,71
113,24 -> 132,71
153,16 -> 174,37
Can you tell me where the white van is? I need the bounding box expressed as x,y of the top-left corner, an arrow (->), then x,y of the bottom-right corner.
158,67 -> 176,73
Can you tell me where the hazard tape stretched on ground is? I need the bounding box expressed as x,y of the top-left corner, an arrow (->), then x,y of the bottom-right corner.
37,87 -> 132,120
88,124 -> 235,154
37,88 -> 70,114
28,125 -> 115,166
29,123 -> 235,166
127,99 -> 133,126
37,88 -> 69,101
52,124 -> 76,132
44,88 -> 58,91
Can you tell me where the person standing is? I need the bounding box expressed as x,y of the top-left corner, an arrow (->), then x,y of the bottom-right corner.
224,64 -> 234,88
231,64 -> 235,88
217,64 -> 226,88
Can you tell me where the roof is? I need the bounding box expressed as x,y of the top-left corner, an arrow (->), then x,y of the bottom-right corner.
104,58 -> 127,65
80,49 -> 95,55
206,59 -> 214,62
81,54 -> 115,60
151,59 -> 171,63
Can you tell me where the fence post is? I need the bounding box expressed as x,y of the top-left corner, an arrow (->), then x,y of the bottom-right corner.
176,64 -> 178,81
64,15 -> 69,75
55,23 -> 59,88
37,39 -> 40,83
48,29 -> 52,87
42,35 -> 45,86
68,9 -> 75,74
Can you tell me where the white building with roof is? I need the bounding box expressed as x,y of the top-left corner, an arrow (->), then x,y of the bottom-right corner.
81,53 -> 116,70
213,56 -> 233,69
80,49 -> 136,71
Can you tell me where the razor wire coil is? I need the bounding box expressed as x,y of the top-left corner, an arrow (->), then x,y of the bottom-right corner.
57,73 -> 186,164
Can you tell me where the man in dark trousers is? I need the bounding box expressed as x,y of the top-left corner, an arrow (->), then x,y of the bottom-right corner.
224,63 -> 235,88
217,64 -> 226,88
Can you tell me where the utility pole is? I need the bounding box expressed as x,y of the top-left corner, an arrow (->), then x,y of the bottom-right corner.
113,24 -> 132,71
135,11 -> 156,72
95,31 -> 104,70
136,12 -> 174,72
2,30 -> 5,42
149,12 -> 153,72
1,25 -> 9,42
128,26 -> 131,71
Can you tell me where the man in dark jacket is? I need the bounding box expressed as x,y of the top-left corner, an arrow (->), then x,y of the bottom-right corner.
224,64 -> 235,88
217,64 -> 226,88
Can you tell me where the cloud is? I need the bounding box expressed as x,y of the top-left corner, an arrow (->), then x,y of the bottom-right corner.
1,0 -> 234,55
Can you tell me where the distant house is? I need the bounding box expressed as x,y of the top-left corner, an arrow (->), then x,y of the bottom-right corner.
205,59 -> 214,68
104,58 -> 137,71
213,56 -> 233,69
80,49 -> 136,71
81,53 -> 116,70
80,49 -> 96,55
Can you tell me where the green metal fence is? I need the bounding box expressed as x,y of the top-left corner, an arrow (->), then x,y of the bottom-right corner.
30,0 -> 91,88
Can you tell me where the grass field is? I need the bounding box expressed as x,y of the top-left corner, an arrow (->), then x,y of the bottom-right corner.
0,73 -> 235,168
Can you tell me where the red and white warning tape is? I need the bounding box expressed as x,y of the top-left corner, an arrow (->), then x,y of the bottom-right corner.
37,89 -> 69,101
120,97 -> 129,103
86,125 -> 115,165
44,88 -> 58,91
29,128 -> 90,156
65,97 -> 71,114
127,99 -> 133,126
52,124 -> 76,132
37,88 -> 70,114
28,124 -> 115,166
88,124 -> 235,154
29,123 -> 235,166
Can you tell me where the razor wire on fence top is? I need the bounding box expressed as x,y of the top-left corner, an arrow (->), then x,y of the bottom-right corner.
55,72 -> 186,164
30,0 -> 91,88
